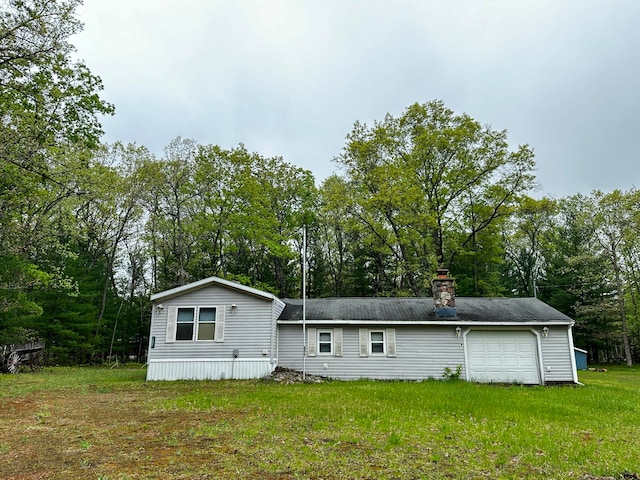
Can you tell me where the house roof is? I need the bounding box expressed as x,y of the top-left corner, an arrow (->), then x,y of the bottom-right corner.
277,297 -> 574,325
150,276 -> 283,306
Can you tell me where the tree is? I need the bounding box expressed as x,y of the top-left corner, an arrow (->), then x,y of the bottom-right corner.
554,192 -> 639,365
335,100 -> 535,296
502,197 -> 558,297
0,0 -> 113,343
588,190 -> 640,366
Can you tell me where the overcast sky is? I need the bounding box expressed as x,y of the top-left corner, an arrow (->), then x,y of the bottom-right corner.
74,1 -> 639,198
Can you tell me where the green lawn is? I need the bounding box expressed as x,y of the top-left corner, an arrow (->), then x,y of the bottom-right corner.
0,365 -> 638,479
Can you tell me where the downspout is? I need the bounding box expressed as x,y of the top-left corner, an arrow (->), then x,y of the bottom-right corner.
567,322 -> 582,385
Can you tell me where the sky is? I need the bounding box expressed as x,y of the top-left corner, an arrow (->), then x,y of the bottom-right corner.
73,1 -> 639,198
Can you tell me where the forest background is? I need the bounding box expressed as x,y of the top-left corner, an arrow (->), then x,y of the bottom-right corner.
1,0 -> 638,366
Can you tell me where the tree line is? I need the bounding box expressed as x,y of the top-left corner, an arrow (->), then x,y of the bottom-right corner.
1,0 -> 639,366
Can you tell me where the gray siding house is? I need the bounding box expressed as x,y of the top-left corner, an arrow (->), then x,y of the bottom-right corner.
147,277 -> 285,381
146,272 -> 579,384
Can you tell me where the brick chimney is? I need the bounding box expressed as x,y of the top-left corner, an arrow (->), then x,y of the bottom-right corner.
432,268 -> 456,317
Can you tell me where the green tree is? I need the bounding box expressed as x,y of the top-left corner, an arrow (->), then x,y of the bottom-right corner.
0,0 -> 113,343
335,100 -> 535,296
588,190 -> 639,366
502,197 -> 558,297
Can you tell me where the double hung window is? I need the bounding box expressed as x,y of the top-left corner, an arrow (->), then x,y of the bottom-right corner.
318,330 -> 333,354
176,307 -> 216,341
359,328 -> 396,357
307,328 -> 342,357
370,330 -> 385,354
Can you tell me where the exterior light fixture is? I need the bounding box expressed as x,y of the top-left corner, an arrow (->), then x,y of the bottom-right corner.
455,326 -> 462,337
155,304 -> 164,314
542,327 -> 549,338
231,303 -> 237,313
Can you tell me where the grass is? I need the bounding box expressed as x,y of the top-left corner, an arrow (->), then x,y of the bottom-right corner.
0,365 -> 639,479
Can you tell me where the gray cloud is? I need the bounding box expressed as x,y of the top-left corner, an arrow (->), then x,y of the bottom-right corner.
75,0 -> 640,197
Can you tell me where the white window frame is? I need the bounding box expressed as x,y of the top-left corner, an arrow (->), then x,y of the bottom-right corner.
359,328 -> 396,358
369,330 -> 386,355
167,305 -> 225,343
175,307 -> 197,341
317,330 -> 333,355
307,328 -> 342,357
196,306 -> 217,341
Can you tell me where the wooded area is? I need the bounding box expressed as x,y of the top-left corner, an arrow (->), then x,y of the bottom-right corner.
1,1 -> 639,366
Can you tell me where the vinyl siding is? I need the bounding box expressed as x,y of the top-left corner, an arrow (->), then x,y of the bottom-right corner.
540,326 -> 576,383
278,324 -> 465,380
148,285 -> 276,366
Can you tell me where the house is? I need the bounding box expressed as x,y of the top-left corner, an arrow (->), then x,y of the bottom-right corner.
146,276 -> 285,381
146,271 -> 579,385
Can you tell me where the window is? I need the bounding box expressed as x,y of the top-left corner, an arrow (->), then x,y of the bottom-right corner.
318,330 -> 333,354
307,328 -> 342,357
171,306 -> 219,342
197,307 -> 216,340
370,330 -> 385,354
176,307 -> 195,341
359,328 -> 396,358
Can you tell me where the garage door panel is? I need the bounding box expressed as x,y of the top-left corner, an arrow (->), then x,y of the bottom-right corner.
487,357 -> 502,367
519,343 -> 534,353
504,357 -> 518,368
520,357 -> 535,368
467,331 -> 540,384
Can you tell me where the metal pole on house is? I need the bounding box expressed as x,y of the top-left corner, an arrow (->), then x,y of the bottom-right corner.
302,226 -> 307,380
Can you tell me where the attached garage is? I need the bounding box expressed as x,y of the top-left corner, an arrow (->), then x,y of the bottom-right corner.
465,329 -> 541,384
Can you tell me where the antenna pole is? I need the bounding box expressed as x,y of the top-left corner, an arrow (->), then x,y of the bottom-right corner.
302,226 -> 307,380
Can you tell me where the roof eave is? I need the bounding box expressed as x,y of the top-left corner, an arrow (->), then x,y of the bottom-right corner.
277,319 -> 574,326
151,276 -> 280,303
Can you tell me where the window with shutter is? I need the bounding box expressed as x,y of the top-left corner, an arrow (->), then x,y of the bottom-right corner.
197,307 -> 216,340
370,330 -> 385,354
318,330 -> 333,355
176,308 -> 195,340
165,306 -> 222,342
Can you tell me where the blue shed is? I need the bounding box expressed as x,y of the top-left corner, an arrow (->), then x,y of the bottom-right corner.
574,348 -> 588,370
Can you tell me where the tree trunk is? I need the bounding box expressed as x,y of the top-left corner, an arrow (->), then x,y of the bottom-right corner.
612,249 -> 633,367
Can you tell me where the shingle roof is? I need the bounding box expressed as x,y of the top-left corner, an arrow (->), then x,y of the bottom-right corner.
278,297 -> 573,324
151,276 -> 282,305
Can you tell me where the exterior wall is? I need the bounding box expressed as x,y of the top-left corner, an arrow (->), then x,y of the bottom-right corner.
539,326 -> 578,383
277,324 -> 466,380
146,358 -> 274,381
147,284 -> 279,380
462,325 -> 577,384
278,323 -> 577,384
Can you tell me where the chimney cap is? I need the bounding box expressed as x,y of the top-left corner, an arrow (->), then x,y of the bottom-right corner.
436,268 -> 450,278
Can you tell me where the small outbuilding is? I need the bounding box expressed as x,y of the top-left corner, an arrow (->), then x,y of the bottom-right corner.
574,347 -> 588,370
146,271 -> 579,385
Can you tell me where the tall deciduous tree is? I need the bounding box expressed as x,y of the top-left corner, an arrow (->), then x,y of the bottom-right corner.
0,0 -> 112,343
502,197 -> 558,297
588,190 -> 640,366
335,100 -> 535,296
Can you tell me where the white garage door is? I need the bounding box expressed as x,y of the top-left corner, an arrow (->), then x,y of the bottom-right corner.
466,330 -> 541,384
